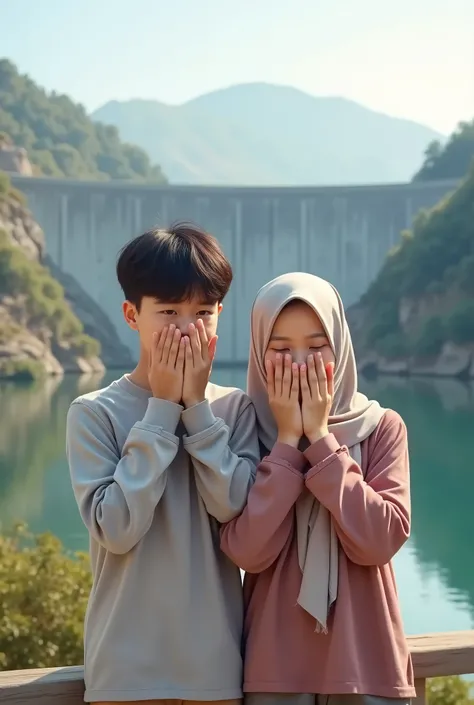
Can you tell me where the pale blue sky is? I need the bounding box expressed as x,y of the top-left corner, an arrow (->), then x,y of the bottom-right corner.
2,0 -> 473,134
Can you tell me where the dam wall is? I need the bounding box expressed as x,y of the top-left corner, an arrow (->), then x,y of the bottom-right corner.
11,175 -> 458,363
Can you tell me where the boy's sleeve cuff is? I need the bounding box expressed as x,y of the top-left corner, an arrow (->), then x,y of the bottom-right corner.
141,397 -> 183,434
181,400 -> 217,436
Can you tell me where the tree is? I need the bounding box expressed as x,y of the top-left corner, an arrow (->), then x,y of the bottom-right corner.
414,120 -> 474,182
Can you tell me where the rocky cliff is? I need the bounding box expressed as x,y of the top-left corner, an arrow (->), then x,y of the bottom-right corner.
0,173 -> 133,379
348,166 -> 474,379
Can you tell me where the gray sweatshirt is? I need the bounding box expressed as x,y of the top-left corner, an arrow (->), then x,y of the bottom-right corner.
66,374 -> 259,703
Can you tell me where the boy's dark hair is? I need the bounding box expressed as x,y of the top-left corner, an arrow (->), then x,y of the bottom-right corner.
116,221 -> 233,309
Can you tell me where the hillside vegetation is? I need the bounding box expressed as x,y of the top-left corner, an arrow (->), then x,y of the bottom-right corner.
356,163 -> 474,364
92,82 -> 442,186
0,59 -> 166,182
414,119 -> 474,182
0,171 -> 103,379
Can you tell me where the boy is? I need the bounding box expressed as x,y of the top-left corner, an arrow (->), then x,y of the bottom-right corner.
66,222 -> 260,705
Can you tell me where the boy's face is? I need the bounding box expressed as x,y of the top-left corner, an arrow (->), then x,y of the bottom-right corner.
123,296 -> 222,355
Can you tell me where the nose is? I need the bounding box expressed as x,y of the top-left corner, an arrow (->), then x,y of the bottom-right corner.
178,318 -> 195,336
293,351 -> 307,365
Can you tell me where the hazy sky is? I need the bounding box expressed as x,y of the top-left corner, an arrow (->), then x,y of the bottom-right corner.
2,0 -> 473,134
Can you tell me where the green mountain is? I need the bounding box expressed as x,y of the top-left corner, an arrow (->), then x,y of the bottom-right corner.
92,82 -> 443,186
0,59 -> 166,182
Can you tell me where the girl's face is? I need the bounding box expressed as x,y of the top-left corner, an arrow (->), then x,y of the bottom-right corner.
265,300 -> 335,369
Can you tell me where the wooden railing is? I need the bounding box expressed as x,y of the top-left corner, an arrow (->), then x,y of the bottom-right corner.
0,631 -> 473,705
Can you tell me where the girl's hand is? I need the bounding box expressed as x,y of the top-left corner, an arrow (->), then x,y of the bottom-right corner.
300,353 -> 334,444
266,353 -> 303,448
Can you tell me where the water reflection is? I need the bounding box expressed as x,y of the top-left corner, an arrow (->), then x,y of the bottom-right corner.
362,376 -> 474,629
0,370 -> 473,634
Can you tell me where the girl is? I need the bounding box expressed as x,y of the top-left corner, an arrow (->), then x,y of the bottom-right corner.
221,272 -> 414,705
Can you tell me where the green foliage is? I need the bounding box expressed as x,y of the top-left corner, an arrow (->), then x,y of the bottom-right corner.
414,120 -> 474,182
427,676 -> 474,705
0,358 -> 45,381
363,166 -> 474,355
0,525 -> 90,669
373,333 -> 408,360
0,59 -> 166,183
412,316 -> 446,359
0,170 -> 9,195
71,333 -> 101,358
445,302 -> 474,345
0,229 -> 100,356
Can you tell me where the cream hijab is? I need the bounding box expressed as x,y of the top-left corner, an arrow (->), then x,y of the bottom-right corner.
247,272 -> 386,632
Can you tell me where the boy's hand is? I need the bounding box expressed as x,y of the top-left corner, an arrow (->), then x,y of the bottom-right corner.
266,354 -> 303,448
148,325 -> 185,403
182,319 -> 218,408
300,353 -> 334,444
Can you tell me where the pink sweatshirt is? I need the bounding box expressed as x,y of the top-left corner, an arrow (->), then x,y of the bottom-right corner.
220,409 -> 415,698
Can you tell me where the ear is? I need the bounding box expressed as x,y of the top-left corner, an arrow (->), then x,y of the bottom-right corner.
122,301 -> 138,331
217,303 -> 223,316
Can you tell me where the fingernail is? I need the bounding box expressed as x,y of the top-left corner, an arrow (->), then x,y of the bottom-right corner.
276,353 -> 281,361
285,354 -> 291,362
308,354 -> 313,362
318,352 -> 322,359
301,363 -> 306,371
292,362 -> 298,371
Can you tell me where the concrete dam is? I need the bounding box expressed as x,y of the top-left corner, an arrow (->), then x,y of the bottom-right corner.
11,175 -> 458,363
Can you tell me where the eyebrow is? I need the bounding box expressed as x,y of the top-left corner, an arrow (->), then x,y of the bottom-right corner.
270,332 -> 327,341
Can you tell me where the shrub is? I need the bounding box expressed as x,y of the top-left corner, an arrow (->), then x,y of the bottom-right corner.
445,302 -> 474,345
412,316 -> 446,359
0,358 -> 45,381
71,333 -> 101,358
0,170 -> 10,195
374,333 -> 409,359
0,525 -> 90,670
427,675 -> 474,705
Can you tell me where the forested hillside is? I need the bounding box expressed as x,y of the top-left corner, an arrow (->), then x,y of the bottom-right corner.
0,59 -> 166,182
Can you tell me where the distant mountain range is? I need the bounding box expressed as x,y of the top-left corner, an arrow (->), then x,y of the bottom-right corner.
92,83 -> 444,186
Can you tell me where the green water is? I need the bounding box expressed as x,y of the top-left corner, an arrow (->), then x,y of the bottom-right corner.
1,369 -> 473,636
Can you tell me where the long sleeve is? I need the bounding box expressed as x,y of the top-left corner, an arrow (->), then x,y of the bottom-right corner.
181,399 -> 260,522
304,410 -> 410,567
66,397 -> 182,555
220,444 -> 306,573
